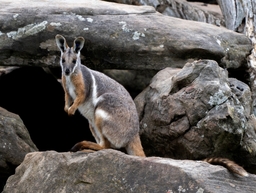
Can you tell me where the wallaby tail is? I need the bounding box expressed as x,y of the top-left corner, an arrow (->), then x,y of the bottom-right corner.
70,141 -> 104,152
204,157 -> 248,177
126,134 -> 146,157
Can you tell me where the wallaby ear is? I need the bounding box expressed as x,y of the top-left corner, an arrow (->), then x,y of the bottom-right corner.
73,37 -> 85,53
55,34 -> 68,53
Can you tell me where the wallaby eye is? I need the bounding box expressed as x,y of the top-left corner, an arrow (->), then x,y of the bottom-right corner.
72,59 -> 76,64
62,59 -> 65,63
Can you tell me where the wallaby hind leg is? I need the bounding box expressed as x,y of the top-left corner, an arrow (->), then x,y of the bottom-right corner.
71,111 -> 113,152
125,134 -> 146,157
89,124 -> 100,144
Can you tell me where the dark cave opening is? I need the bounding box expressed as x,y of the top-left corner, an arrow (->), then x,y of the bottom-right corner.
186,0 -> 217,4
227,67 -> 250,86
0,66 -> 95,152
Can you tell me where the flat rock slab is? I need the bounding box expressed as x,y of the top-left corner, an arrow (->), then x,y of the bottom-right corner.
3,150 -> 256,193
0,0 -> 252,70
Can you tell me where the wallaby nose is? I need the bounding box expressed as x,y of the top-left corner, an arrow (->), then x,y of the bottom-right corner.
65,69 -> 70,76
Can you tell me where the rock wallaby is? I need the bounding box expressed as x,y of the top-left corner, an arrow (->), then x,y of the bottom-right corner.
55,34 -> 145,157
55,35 -> 248,176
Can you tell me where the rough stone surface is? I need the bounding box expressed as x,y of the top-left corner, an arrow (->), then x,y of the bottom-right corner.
0,107 -> 38,177
140,0 -> 224,26
3,150 -> 256,193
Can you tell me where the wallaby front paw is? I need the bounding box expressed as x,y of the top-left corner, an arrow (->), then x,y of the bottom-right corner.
68,106 -> 76,116
64,106 -> 69,113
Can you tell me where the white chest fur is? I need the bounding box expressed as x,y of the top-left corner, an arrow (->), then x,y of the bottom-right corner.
65,74 -> 95,123
65,76 -> 76,100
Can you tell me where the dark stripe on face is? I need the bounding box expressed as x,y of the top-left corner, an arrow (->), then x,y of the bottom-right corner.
68,48 -> 72,54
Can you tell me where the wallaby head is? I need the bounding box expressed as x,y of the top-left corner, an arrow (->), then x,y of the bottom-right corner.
55,34 -> 85,76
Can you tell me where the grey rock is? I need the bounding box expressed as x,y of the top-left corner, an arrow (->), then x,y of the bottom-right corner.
3,150 -> 256,193
135,60 -> 256,172
140,0 -> 224,26
0,107 -> 38,175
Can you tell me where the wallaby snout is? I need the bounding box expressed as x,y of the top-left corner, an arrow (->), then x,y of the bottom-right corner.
61,55 -> 78,76
65,68 -> 70,76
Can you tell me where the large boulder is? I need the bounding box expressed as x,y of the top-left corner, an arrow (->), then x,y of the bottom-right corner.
135,60 -> 256,173
3,150 -> 256,193
0,107 -> 38,186
0,0 -> 252,70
